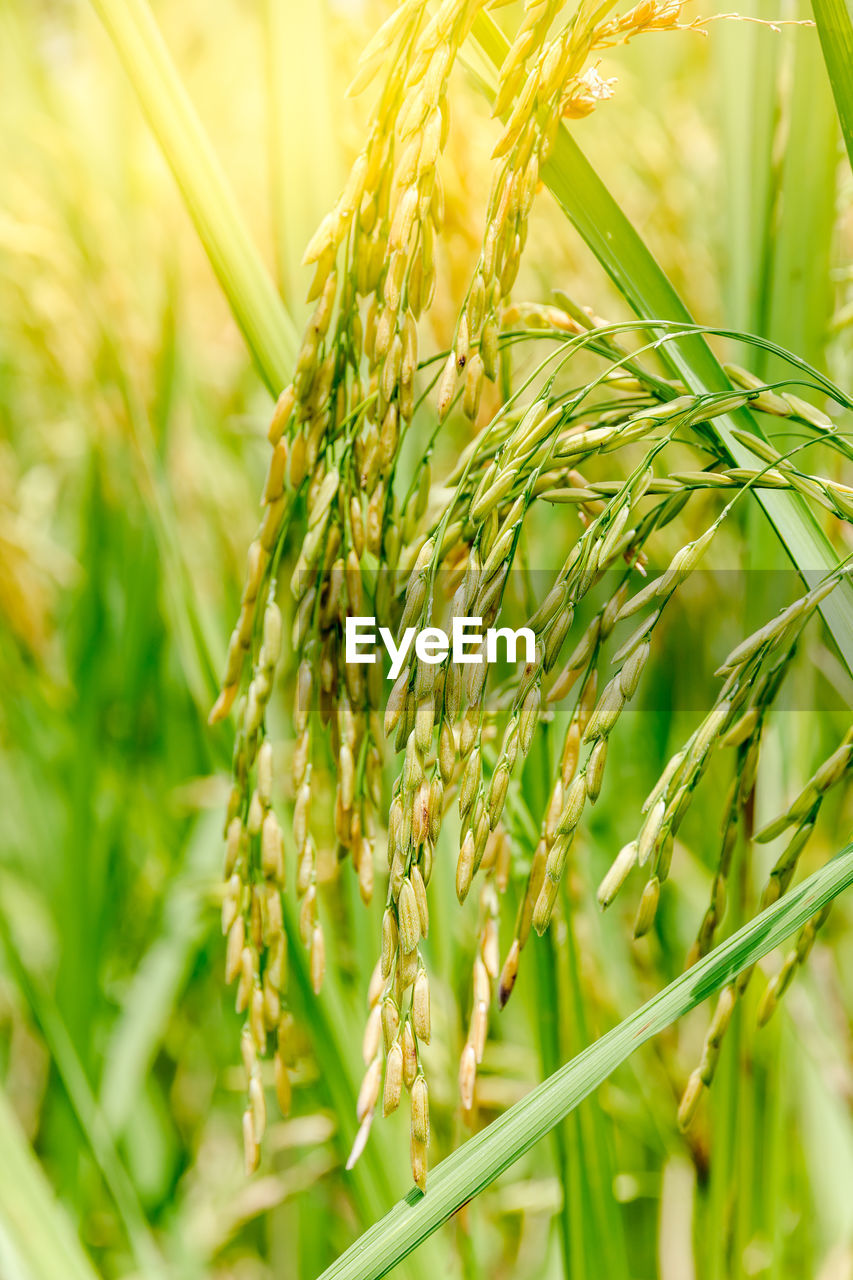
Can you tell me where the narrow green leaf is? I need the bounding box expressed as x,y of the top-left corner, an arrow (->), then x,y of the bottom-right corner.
0,909 -> 164,1276
714,0 -> 780,345
317,842 -> 853,1280
469,13 -> 853,680
88,0 -> 298,394
811,0 -> 853,166
0,1090 -> 101,1280
743,0 -> 838,376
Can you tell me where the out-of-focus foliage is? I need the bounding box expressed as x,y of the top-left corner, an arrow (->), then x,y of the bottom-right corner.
0,2 -> 851,1279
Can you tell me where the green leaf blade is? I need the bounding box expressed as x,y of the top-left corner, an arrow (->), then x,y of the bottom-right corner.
317,844 -> 853,1280
89,0 -> 299,394
0,1091 -> 102,1280
811,0 -> 853,166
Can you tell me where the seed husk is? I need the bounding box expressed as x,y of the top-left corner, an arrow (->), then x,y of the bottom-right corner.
413,968 -> 431,1042
459,1043 -> 477,1112
456,830 -> 476,903
411,1074 -> 430,1143
633,876 -> 660,938
261,812 -> 284,881
638,799 -> 666,867
381,909 -> 398,978
243,1107 -> 260,1174
556,775 -> 586,835
532,875 -> 560,935
310,925 -> 325,994
401,1021 -> 417,1088
383,1042 -> 403,1116
677,1069 -> 705,1131
398,878 -> 421,955
598,841 -> 639,909
356,1056 -> 382,1124
584,677 -> 624,741
585,738 -> 608,802
410,1134 -> 427,1192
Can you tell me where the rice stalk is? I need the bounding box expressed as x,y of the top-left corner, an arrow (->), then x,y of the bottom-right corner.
199,0 -> 853,1192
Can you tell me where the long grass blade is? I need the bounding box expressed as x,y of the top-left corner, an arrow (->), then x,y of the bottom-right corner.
0,910 -> 164,1276
469,12 -> 853,679
714,0 -> 780,346
315,842 -> 853,1280
811,0 -> 853,165
0,1090 -> 101,1280
88,0 -> 298,393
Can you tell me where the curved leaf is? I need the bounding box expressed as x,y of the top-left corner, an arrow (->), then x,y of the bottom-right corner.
317,842 -> 853,1280
811,0 -> 853,165
89,0 -> 298,393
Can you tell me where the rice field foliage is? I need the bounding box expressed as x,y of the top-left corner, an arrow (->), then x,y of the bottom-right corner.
0,2 -> 851,1279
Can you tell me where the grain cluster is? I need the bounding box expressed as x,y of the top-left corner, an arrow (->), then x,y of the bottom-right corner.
209,0 -> 853,1186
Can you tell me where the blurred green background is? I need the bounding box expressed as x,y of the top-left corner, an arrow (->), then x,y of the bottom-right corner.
0,2 -> 851,1278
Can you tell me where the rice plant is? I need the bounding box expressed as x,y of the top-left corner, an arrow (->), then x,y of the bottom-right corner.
1,1 -> 852,1278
